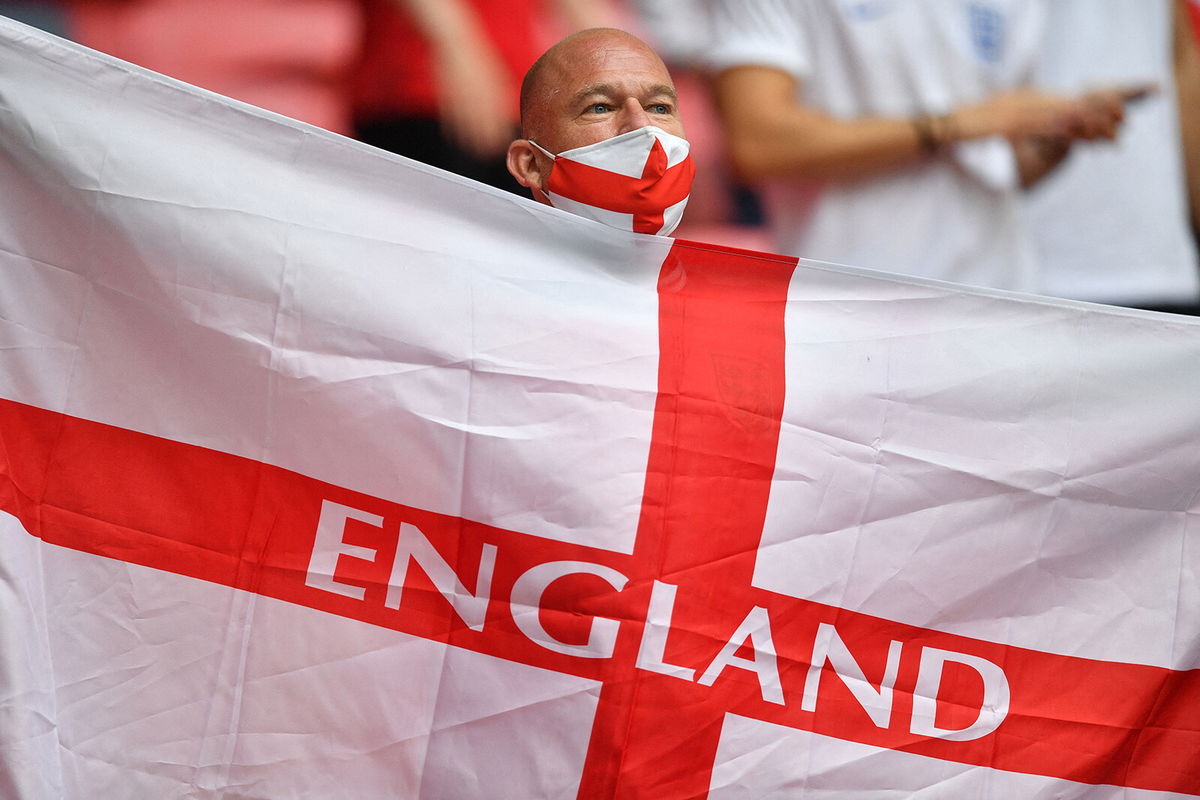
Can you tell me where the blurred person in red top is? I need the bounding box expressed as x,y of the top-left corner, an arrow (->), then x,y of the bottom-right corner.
351,0 -> 615,194
66,0 -> 360,134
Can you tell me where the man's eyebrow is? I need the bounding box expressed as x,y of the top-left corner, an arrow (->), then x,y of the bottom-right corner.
570,82 -> 679,105
646,84 -> 679,102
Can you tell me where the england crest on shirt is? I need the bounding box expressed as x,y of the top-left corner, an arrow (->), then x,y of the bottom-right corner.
968,2 -> 1005,63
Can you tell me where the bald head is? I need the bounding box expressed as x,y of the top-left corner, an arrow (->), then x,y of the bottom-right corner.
518,28 -> 679,141
507,28 -> 684,200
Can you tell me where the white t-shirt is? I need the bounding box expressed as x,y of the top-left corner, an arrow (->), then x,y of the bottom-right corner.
706,0 -> 1047,291
1024,0 -> 1200,306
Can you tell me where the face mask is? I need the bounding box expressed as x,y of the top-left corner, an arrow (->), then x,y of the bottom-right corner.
529,126 -> 695,237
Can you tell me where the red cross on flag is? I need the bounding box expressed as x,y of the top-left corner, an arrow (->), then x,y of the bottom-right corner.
1,18 -> 1198,800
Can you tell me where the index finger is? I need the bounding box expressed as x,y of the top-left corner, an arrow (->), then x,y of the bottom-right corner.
1115,83 -> 1159,103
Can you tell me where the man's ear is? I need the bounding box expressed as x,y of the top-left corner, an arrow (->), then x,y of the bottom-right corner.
506,140 -> 551,202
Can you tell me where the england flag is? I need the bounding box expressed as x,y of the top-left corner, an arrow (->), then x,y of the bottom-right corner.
1,17 -> 1197,799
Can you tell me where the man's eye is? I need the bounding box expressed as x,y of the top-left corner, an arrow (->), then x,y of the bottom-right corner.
588,103 -> 612,114
649,104 -> 672,115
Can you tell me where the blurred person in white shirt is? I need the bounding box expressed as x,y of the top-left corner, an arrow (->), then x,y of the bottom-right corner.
705,0 -> 1137,292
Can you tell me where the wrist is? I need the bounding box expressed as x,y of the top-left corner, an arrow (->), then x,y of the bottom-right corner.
911,113 -> 958,155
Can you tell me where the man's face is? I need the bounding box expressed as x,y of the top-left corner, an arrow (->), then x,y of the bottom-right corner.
531,35 -> 683,156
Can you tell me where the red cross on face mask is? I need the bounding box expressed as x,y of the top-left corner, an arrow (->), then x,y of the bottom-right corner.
530,126 -> 695,236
